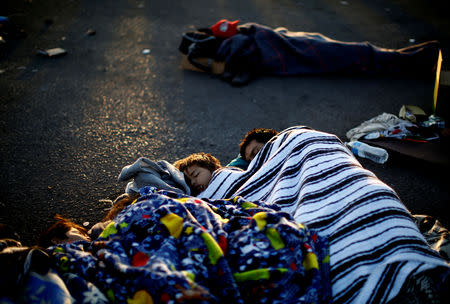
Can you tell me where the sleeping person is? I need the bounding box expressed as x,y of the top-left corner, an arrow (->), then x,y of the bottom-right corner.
199,126 -> 450,303
227,128 -> 278,170
173,152 -> 223,196
37,215 -> 91,248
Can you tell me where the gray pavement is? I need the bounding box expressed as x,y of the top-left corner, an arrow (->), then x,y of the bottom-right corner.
1,0 -> 449,245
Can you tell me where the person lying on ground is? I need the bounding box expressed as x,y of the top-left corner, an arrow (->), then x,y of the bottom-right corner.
37,215 -> 91,248
199,20 -> 441,86
227,128 -> 278,170
173,152 -> 222,196
36,193 -> 141,245
199,126 -> 450,302
1,233 -> 53,301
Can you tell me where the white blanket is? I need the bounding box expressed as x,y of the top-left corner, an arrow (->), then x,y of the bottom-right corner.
200,126 -> 449,303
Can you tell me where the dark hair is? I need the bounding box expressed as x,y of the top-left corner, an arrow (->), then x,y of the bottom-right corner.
239,128 -> 278,161
173,152 -> 221,173
37,215 -> 89,248
102,193 -> 139,221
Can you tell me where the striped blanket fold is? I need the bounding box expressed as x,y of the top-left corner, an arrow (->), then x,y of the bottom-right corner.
200,126 -> 449,303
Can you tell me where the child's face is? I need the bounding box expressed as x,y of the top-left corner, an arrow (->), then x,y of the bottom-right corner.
64,227 -> 91,243
51,227 -> 91,245
245,139 -> 265,162
184,165 -> 213,194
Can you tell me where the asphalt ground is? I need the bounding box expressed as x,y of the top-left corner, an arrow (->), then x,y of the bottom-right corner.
1,0 -> 449,246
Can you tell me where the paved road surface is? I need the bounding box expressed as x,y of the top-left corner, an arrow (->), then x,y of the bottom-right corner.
1,0 -> 449,245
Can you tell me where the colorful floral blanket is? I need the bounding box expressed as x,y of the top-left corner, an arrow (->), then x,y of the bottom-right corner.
47,188 -> 331,303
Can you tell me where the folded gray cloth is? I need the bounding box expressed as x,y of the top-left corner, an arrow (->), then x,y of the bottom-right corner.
118,158 -> 190,195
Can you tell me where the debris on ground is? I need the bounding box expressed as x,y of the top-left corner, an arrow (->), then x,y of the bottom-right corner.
37,47 -> 67,57
346,140 -> 389,164
346,106 -> 448,165
86,28 -> 96,36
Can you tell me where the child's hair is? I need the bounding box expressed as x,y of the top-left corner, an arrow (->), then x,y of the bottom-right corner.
239,128 -> 278,160
102,193 -> 140,221
37,214 -> 89,248
173,152 -> 221,173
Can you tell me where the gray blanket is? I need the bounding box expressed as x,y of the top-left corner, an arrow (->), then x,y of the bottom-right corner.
118,157 -> 190,195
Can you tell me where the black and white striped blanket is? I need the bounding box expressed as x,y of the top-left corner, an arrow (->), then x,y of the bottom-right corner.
200,126 -> 449,303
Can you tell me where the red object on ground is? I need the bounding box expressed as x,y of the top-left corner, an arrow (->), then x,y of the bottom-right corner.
210,19 -> 240,38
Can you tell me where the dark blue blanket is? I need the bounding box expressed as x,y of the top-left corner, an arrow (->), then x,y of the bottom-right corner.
216,23 -> 440,76
46,188 -> 331,303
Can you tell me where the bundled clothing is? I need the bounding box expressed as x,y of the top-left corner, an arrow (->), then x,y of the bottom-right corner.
226,154 -> 249,170
346,112 -> 415,141
118,158 -> 190,195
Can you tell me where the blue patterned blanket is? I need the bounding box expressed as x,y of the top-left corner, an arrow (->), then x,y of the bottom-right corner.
46,188 -> 331,303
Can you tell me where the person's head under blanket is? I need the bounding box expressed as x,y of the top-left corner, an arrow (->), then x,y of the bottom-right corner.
38,215 -> 91,248
239,128 -> 278,162
174,152 -> 221,196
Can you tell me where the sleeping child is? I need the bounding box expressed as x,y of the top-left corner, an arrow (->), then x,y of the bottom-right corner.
173,152 -> 222,196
